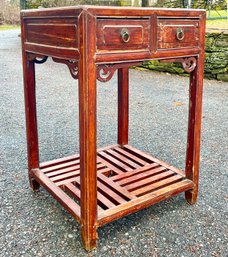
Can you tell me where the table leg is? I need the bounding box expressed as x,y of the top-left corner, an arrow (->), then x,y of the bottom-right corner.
185,55 -> 204,204
118,67 -> 129,146
79,61 -> 98,251
22,54 -> 40,191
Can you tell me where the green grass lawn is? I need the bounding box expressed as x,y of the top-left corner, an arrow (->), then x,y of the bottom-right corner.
206,18 -> 228,29
206,9 -> 228,29
207,9 -> 228,18
0,25 -> 20,31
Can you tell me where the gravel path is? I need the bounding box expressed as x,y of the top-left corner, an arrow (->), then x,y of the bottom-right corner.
0,29 -> 227,257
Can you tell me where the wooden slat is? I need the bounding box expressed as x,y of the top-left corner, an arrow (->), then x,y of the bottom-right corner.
49,170 -> 79,183
50,170 -> 80,183
125,170 -> 175,191
32,169 -> 81,223
97,173 -> 136,200
98,151 -> 133,172
97,164 -> 109,171
105,149 -> 141,169
97,167 -> 112,174
40,144 -> 118,169
74,176 -> 127,205
117,166 -> 167,186
97,156 -> 124,175
98,169 -> 113,178
45,165 -> 80,178
114,147 -> 149,166
67,182 -> 117,209
132,174 -> 183,196
64,182 -> 81,201
124,145 -> 185,176
98,179 -> 194,227
55,167 -> 112,187
97,144 -> 119,152
41,159 -> 80,173
112,163 -> 159,181
97,188 -> 118,209
46,162 -> 105,178
40,154 -> 79,169
97,181 -> 126,205
55,176 -> 80,187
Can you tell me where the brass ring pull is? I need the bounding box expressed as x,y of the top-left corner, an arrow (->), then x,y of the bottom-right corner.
176,28 -> 185,41
120,28 -> 130,43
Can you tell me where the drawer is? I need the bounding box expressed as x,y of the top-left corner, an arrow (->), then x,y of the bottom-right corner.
96,18 -> 150,51
25,18 -> 78,48
157,19 -> 199,50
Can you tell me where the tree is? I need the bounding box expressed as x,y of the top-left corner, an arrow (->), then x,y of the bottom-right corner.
20,0 -> 26,9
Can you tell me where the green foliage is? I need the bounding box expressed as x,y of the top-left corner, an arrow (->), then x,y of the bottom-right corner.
142,31 -> 228,81
26,0 -> 82,9
118,0 -> 131,6
26,0 -> 121,9
154,0 -> 227,9
0,0 -> 20,24
143,60 -> 185,74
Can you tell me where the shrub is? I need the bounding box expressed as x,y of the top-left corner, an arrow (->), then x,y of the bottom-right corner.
0,0 -> 20,25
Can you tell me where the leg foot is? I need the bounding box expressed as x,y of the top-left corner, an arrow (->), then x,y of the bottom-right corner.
29,176 -> 40,192
81,226 -> 98,251
185,189 -> 198,205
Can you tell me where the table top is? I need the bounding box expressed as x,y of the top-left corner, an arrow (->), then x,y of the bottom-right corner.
21,5 -> 205,17
20,5 -> 206,65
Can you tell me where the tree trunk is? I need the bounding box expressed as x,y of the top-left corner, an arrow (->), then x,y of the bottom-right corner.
20,0 -> 26,9
142,0 -> 149,7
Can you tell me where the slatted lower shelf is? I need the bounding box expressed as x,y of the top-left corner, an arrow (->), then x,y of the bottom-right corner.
33,144 -> 193,226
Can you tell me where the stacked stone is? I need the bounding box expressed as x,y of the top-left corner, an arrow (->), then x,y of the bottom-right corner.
142,31 -> 228,82
204,31 -> 228,81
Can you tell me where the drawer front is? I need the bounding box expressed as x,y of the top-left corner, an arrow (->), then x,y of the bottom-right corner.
96,19 -> 150,51
157,19 -> 199,49
25,18 -> 78,48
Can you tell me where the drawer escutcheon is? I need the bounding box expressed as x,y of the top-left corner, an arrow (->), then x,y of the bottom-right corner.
120,28 -> 130,43
176,27 -> 185,41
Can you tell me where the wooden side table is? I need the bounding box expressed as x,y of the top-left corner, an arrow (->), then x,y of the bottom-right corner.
21,6 -> 206,251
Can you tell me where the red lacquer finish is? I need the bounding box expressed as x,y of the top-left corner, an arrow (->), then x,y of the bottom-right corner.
21,5 -> 206,251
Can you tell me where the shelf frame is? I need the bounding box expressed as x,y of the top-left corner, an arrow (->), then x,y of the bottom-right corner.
32,144 -> 194,227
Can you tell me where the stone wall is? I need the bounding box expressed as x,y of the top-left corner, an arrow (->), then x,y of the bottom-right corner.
142,31 -> 228,82
204,31 -> 228,81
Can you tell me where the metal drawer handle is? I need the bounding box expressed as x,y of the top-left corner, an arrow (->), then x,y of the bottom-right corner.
120,28 -> 130,43
176,28 -> 185,41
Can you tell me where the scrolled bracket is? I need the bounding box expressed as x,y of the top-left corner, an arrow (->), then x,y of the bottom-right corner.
34,56 -> 48,64
27,53 -> 48,64
26,54 -> 79,79
52,58 -> 79,80
181,57 -> 197,73
97,62 -> 143,83
96,65 -> 116,83
160,57 -> 197,73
